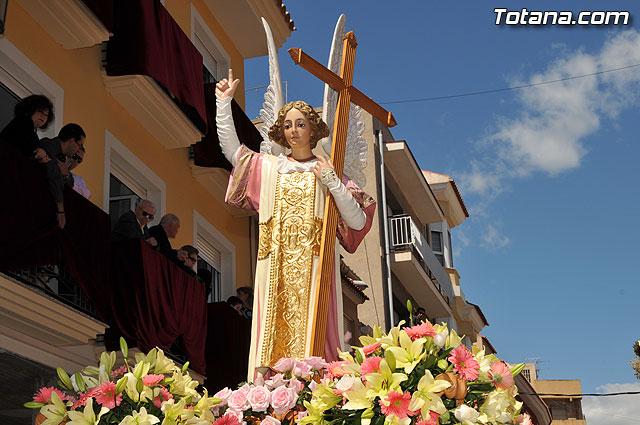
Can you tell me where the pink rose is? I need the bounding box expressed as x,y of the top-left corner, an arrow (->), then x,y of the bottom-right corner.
237,383 -> 252,395
214,387 -> 233,407
265,373 -> 287,390
302,356 -> 328,370
273,358 -> 295,373
293,361 -> 312,378
261,416 -> 281,425
228,388 -> 250,411
270,386 -> 297,415
288,378 -> 305,394
247,386 -> 271,412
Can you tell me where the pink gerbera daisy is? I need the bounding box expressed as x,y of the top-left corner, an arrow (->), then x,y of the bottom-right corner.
142,374 -> 165,386
110,365 -> 127,379
416,411 -> 440,425
379,390 -> 412,418
326,361 -> 349,378
405,322 -> 437,341
214,412 -> 242,425
362,342 -> 382,356
489,362 -> 514,390
359,356 -> 382,376
91,382 -> 122,409
154,387 -> 174,409
71,392 -> 90,409
33,387 -> 66,404
448,346 -> 479,381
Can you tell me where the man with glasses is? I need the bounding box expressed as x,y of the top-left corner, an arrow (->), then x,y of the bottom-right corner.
39,123 -> 86,229
111,199 -> 158,247
179,245 -> 199,277
66,146 -> 90,199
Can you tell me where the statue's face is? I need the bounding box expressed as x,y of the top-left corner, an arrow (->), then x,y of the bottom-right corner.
283,108 -> 313,149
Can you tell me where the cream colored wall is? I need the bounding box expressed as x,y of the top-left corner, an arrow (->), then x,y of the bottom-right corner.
532,380 -> 582,398
340,110 -> 386,330
4,1 -> 253,286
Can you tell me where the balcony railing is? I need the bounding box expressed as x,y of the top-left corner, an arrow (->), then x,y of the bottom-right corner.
389,214 -> 453,302
2,265 -> 98,318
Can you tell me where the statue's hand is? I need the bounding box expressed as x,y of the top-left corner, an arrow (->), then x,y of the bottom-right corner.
215,69 -> 240,99
314,156 -> 339,188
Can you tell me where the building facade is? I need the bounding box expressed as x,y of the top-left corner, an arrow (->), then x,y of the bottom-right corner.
0,1 -> 293,423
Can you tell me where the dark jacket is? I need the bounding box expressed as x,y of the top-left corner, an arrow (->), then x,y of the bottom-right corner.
39,137 -> 66,204
111,210 -> 150,242
0,115 -> 40,158
149,224 -> 178,262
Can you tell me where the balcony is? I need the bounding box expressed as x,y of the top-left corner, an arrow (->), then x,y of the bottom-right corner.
0,142 -> 207,377
384,141 -> 445,226
388,214 -> 452,318
15,0 -> 110,49
104,0 -> 206,150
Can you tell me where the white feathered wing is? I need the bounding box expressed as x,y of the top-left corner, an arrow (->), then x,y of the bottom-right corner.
321,15 -> 368,189
258,17 -> 286,156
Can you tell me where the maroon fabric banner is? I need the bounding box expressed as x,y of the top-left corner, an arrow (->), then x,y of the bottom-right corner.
80,0 -> 114,32
106,0 -> 207,133
0,139 -> 111,322
204,302 -> 251,392
110,239 -> 207,374
192,84 -> 263,171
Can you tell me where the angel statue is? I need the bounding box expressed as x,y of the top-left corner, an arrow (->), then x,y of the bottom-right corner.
215,16 -> 375,380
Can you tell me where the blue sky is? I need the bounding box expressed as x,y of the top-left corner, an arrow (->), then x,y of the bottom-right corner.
244,2 -> 640,421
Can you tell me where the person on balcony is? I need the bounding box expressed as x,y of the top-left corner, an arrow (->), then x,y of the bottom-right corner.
65,145 -> 90,199
111,199 -> 158,247
39,123 -> 86,229
149,214 -> 187,264
0,94 -> 54,162
179,244 -> 199,277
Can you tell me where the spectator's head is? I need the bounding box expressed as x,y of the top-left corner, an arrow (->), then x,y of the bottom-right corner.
227,296 -> 243,313
160,214 -> 180,238
180,245 -> 198,269
69,145 -> 85,171
58,123 -> 86,156
237,286 -> 253,307
134,199 -> 155,227
416,307 -> 426,321
15,94 -> 54,130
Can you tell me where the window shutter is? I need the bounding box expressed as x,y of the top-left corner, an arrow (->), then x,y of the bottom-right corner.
196,232 -> 221,271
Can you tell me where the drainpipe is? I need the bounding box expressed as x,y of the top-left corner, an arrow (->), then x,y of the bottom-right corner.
377,129 -> 394,331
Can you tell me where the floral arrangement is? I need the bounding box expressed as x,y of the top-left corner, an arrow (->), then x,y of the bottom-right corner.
296,320 -> 533,425
25,338 -> 219,425
211,357 -> 326,425
26,322 -> 536,425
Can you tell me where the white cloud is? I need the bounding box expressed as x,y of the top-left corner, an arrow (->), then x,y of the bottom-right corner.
464,29 -> 640,191
582,382 -> 640,425
481,224 -> 510,249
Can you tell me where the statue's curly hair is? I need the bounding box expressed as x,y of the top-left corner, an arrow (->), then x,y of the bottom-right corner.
267,101 -> 329,149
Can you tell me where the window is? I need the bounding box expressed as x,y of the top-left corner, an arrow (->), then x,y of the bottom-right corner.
0,81 -> 20,129
447,230 -> 453,267
197,254 -> 222,303
190,5 -> 230,82
193,210 -> 236,302
103,130 -> 166,219
0,37 -> 63,137
109,175 -> 142,229
431,230 -> 445,266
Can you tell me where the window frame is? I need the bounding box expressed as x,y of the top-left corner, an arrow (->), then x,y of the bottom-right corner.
190,4 -> 231,82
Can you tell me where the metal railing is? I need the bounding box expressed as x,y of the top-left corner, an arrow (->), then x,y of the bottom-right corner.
388,215 -> 453,302
2,265 -> 98,318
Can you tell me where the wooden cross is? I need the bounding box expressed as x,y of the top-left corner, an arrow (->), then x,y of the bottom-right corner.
288,31 -> 397,356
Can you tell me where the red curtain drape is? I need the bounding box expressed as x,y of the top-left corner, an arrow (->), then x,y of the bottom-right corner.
204,302 -> 251,392
106,0 -> 207,133
110,239 -> 207,374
